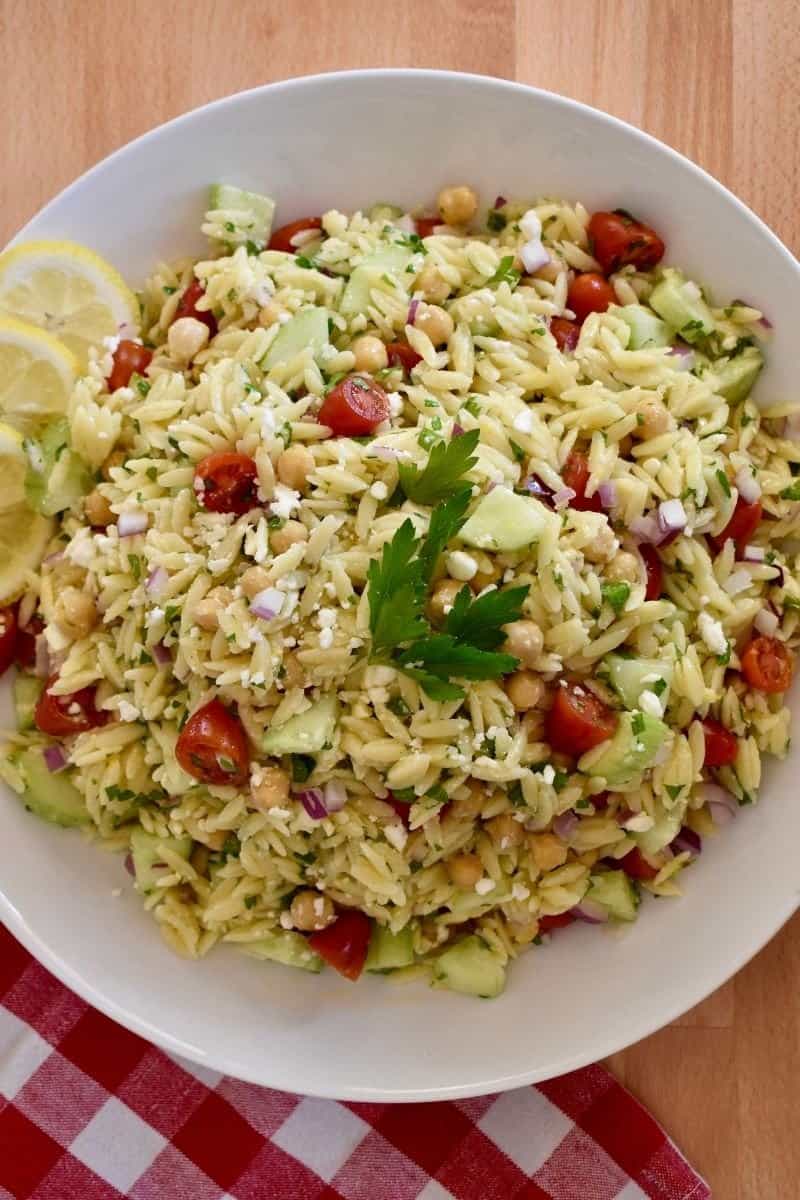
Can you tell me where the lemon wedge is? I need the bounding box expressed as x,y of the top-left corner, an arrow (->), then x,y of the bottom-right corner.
0,420 -> 29,511
0,499 -> 54,603
0,240 -> 139,367
0,316 -> 79,434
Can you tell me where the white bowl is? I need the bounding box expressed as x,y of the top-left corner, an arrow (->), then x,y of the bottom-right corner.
3,70 -> 799,1101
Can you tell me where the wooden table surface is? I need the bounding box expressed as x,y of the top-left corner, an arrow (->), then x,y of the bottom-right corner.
2,2 -> 798,1195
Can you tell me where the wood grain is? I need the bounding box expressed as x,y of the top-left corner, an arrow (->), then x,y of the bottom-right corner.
1,2 -> 798,1194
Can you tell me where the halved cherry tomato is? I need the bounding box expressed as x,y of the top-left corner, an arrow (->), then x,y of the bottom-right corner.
15,613 -> 43,671
550,316 -> 580,352
108,340 -> 153,392
174,278 -> 217,337
740,636 -> 794,694
587,210 -> 666,275
618,847 -> 659,881
538,912 -> 575,933
709,497 -> 762,555
176,699 -> 250,786
318,375 -> 390,436
562,451 -> 603,513
308,910 -> 372,981
386,794 -> 412,826
415,217 -> 440,238
545,682 -> 618,757
0,606 -> 17,678
268,217 -> 323,253
567,273 -> 616,324
701,718 -> 738,768
194,452 -> 259,516
385,342 -> 422,374
34,675 -> 106,737
639,544 -> 663,601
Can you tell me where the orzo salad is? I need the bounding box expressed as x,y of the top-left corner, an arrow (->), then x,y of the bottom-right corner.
0,182 -> 797,997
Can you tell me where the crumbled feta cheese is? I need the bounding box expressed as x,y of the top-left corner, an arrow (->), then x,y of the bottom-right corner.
317,608 -> 337,629
474,877 -> 496,896
519,209 -> 542,242
384,823 -> 408,851
369,480 -> 389,501
319,628 -> 334,649
118,700 -> 140,722
387,391 -> 404,417
511,882 -> 531,902
102,335 -> 120,353
639,690 -> 663,718
261,407 -> 276,436
145,606 -> 164,628
271,483 -> 301,520
64,528 -> 96,567
445,550 -> 478,581
512,408 -> 534,434
540,764 -> 555,785
698,611 -> 728,656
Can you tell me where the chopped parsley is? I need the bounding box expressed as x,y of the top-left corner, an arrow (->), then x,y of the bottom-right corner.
652,678 -> 668,697
387,695 -> 411,718
631,712 -> 645,736
146,466 -> 158,482
665,784 -> 684,800
462,396 -> 482,418
509,439 -> 526,463
398,428 -> 479,505
601,581 -> 630,615
127,554 -> 142,581
244,895 -> 258,909
716,468 -> 731,498
291,755 -> 315,783
780,481 -> 800,501
487,209 -> 507,232
487,255 -> 521,289
716,642 -> 732,666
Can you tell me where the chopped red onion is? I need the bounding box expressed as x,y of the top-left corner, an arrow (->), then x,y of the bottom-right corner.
552,486 -> 576,511
124,852 -> 135,877
323,779 -> 348,813
553,811 -> 578,840
524,475 -> 555,506
394,213 -> 416,234
698,782 -> 738,827
117,510 -> 148,538
630,514 -> 667,546
152,640 -> 172,665
708,801 -> 736,827
43,744 -> 68,773
250,587 -> 284,621
754,608 -> 779,636
735,467 -> 761,504
34,634 -> 51,679
770,563 -> 785,587
671,826 -> 702,857
297,788 -> 328,820
520,240 -> 550,275
493,195 -> 507,209
724,569 -> 751,596
407,298 -> 420,326
742,544 -> 765,563
598,481 -> 618,510
669,343 -> 696,371
145,565 -> 168,596
452,423 -> 465,438
571,898 -> 610,924
657,498 -> 687,535
367,444 -> 413,463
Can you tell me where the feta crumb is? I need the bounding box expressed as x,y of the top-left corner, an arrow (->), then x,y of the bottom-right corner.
118,700 -> 140,722
384,823 -> 408,851
512,408 -> 534,434
145,606 -> 165,628
474,877 -> 496,896
369,480 -> 389,501
639,690 -> 663,718
261,407 -> 276,436
698,611 -> 727,656
319,627 -> 334,649
317,607 -> 337,629
540,764 -> 556,785
445,550 -> 478,581
511,882 -> 531,901
519,209 -> 542,242
387,391 -> 404,417
271,483 -> 301,520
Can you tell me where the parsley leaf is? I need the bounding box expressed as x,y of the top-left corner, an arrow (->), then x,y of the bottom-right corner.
631,711 -> 645,735
417,490 -> 471,580
367,520 -> 427,657
487,255 -> 521,289
716,468 -> 731,498
780,481 -> 800,501
487,209 -> 507,232
397,636 -> 518,688
445,584 -> 528,651
398,429 -> 479,505
398,667 -> 467,701
601,581 -> 630,614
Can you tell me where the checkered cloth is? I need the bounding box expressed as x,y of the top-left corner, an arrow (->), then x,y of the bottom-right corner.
0,925 -> 709,1200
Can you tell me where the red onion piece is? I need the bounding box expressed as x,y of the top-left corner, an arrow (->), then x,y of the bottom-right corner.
124,852 -> 135,876
553,486 -> 577,511
407,298 -> 420,327
146,565 -> 168,596
735,467 -> 761,504
118,510 -> 148,538
671,826 -> 702,856
452,422 -> 465,438
742,544 -> 765,563
770,563 -> 785,587
152,640 -> 172,666
43,744 -> 68,773
250,587 -> 284,621
708,800 -> 736,827
524,475 -> 555,507
698,782 -> 738,827
598,481 -> 618,510
553,811 -> 578,840
323,779 -> 347,813
367,444 -> 413,463
571,898 -> 610,924
34,634 -> 51,679
493,195 -> 507,209
630,514 -> 667,546
724,569 -> 752,596
754,608 -> 779,636
657,498 -> 687,535
394,213 -> 416,234
298,788 -> 328,820
669,342 -> 696,370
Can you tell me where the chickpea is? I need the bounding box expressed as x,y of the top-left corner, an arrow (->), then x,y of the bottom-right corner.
415,303 -> 454,347
503,620 -> 544,669
290,889 -> 336,932
258,300 -> 285,328
437,184 -> 478,226
428,578 -> 462,624
604,550 -> 640,585
351,334 -> 388,374
54,587 -> 97,639
506,670 -> 545,712
193,586 -> 233,632
445,780 -> 485,824
102,449 -> 127,480
415,264 -> 451,304
250,763 -> 291,811
168,316 -> 210,361
84,488 -> 114,527
190,843 -> 210,877
447,853 -> 483,888
485,812 -> 524,852
528,832 -> 568,872
276,444 -> 315,493
633,399 -> 672,440
240,565 -> 272,599
270,519 -> 308,555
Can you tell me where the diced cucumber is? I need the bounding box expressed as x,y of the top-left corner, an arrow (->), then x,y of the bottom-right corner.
585,870 -> 639,921
368,203 -> 405,223
207,184 -> 275,249
262,694 -> 338,756
129,828 -> 192,895
262,306 -> 330,370
713,346 -> 763,403
15,746 -> 89,828
636,802 -> 682,855
614,304 -> 671,349
13,674 -> 43,731
603,654 -> 673,710
459,487 -> 550,553
581,711 -> 669,786
431,935 -> 506,999
365,923 -> 414,972
340,245 -> 412,316
649,269 -> 715,343
239,930 -> 323,973
24,419 -> 92,516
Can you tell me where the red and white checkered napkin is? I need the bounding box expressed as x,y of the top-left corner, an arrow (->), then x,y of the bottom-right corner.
0,925 -> 709,1200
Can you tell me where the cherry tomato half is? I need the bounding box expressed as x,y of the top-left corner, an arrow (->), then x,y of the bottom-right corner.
108,340 -> 153,392
15,613 -> 43,671
709,497 -> 762,556
701,718 -> 738,768
538,912 -> 575,933
567,273 -> 616,324
34,675 -> 106,737
194,452 -> 259,516
618,847 -> 659,881
0,606 -> 17,678
268,217 -> 323,253
308,910 -> 372,981
545,681 -> 618,757
174,278 -> 217,337
550,316 -> 580,353
385,341 -> 422,374
318,375 -> 391,436
176,699 -> 250,786
415,217 -> 440,238
639,544 -> 664,601
562,451 -> 603,513
587,210 -> 666,275
740,636 -> 794,694
386,794 -> 412,827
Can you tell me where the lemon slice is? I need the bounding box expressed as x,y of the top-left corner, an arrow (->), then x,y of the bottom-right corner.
0,421 -> 28,511
0,241 -> 139,367
0,316 -> 79,434
0,500 -> 54,602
